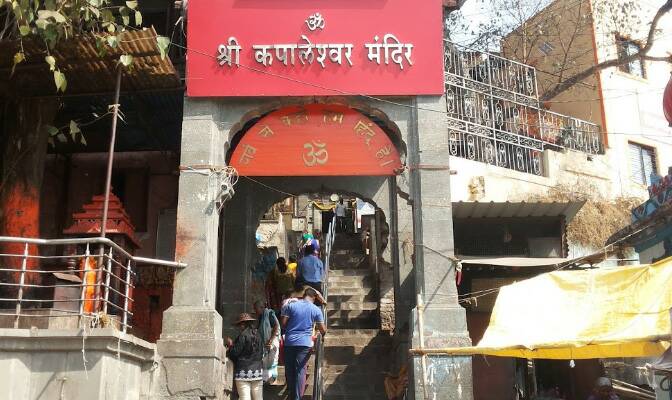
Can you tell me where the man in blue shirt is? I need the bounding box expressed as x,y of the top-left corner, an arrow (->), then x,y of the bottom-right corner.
281,288 -> 327,400
296,245 -> 324,292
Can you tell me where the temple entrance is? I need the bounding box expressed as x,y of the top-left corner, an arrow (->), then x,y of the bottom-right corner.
217,104 -> 404,398
218,103 -> 404,319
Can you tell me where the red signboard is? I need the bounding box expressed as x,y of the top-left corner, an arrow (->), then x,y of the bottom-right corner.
229,104 -> 403,176
186,0 -> 444,97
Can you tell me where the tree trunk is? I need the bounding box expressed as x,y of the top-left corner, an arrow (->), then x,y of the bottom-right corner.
0,98 -> 57,292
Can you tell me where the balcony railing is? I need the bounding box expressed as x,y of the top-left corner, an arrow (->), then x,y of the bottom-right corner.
444,40 -> 603,176
0,236 -> 186,333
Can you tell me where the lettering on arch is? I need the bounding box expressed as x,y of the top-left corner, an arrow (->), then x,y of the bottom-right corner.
229,104 -> 403,176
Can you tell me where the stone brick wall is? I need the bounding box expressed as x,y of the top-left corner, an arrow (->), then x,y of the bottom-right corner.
379,260 -> 395,331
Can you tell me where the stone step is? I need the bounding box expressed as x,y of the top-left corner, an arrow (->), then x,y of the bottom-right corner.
324,333 -> 391,347
323,373 -> 387,389
327,301 -> 377,311
327,269 -> 370,277
327,274 -> 372,283
329,258 -> 368,268
328,294 -> 377,304
328,287 -> 375,296
322,394 -> 386,400
328,264 -> 369,271
328,318 -> 378,329
323,362 -> 391,375
328,279 -> 372,289
324,344 -> 391,360
327,309 -> 376,320
325,328 -> 381,337
331,248 -> 363,256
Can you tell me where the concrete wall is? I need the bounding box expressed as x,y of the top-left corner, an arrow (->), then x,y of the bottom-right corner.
501,0 -> 672,202
592,0 -> 672,199
0,328 -> 157,400
450,149 -> 613,202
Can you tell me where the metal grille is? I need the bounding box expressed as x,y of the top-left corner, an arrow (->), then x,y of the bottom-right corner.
444,40 -> 603,176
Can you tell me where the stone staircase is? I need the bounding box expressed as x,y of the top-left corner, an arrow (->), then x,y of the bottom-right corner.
320,233 -> 390,400
265,233 -> 391,399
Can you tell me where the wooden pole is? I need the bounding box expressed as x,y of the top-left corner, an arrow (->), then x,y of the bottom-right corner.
101,66 -> 122,238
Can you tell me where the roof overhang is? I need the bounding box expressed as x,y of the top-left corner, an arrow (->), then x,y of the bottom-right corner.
0,27 -> 182,97
459,256 -> 569,269
452,200 -> 586,223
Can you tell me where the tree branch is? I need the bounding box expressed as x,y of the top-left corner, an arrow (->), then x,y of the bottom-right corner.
540,0 -> 672,101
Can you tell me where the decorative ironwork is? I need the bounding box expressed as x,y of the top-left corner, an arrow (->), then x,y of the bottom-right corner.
444,40 -> 604,176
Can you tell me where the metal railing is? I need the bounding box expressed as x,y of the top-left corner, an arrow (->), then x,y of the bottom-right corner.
444,40 -> 604,176
0,236 -> 186,333
313,215 -> 336,400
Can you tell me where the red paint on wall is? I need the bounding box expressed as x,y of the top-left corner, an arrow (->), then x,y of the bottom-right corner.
133,286 -> 173,342
0,183 -> 40,284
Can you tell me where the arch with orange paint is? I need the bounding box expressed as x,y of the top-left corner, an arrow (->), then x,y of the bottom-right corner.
229,104 -> 404,176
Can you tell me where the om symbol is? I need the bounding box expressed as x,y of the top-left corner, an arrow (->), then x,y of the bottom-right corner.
305,13 -> 326,31
303,140 -> 328,167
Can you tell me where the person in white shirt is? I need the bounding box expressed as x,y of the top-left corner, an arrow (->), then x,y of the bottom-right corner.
335,198 -> 347,233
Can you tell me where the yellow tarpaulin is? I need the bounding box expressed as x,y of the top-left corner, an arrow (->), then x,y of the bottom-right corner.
433,257 -> 672,359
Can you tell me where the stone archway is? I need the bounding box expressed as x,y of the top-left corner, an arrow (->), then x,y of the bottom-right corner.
217,104 -> 406,332
159,96 -> 473,400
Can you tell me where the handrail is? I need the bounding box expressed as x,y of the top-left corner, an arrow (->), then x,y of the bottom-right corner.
313,215 -> 336,400
0,235 -> 186,332
0,236 -> 187,269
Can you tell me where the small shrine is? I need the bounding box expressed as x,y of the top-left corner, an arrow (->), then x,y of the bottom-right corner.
63,192 -> 141,249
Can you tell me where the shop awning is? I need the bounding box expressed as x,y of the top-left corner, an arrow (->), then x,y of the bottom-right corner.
452,200 -> 586,222
459,256 -> 569,268
414,257 -> 672,359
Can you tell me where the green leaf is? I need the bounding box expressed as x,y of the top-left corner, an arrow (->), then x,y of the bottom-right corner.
46,125 -> 59,136
107,35 -> 118,48
119,54 -> 133,67
101,9 -> 114,23
95,36 -> 108,57
156,36 -> 170,59
53,70 -> 66,92
88,5 -> 100,18
19,25 -> 30,36
56,133 -> 67,143
80,135 -> 87,146
87,0 -> 101,7
134,11 -> 142,26
45,0 -> 56,11
12,51 -> 25,76
126,1 -> 138,10
120,8 -> 130,26
45,55 -> 56,71
37,10 -> 66,23
35,18 -> 48,30
69,120 -> 80,140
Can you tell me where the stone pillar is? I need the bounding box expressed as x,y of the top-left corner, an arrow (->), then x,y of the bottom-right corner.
408,96 -> 473,400
156,99 -> 232,400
